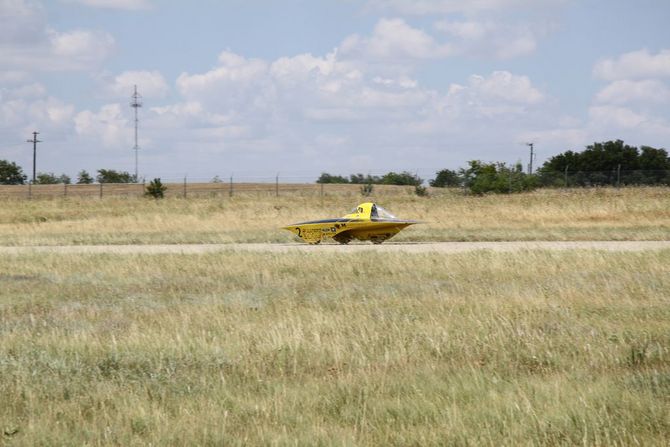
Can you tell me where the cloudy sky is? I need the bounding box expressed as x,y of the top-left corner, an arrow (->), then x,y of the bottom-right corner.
1,0 -> 669,181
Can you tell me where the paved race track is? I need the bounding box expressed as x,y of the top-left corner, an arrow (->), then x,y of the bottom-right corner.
1,241 -> 669,255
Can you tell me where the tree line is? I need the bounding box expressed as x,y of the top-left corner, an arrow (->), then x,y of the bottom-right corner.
317,171 -> 423,186
2,140 -> 668,194
0,164 -> 137,185
319,140 -> 670,194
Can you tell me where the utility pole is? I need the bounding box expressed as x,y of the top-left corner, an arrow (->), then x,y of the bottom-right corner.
26,131 -> 41,183
526,142 -> 535,175
130,85 -> 142,182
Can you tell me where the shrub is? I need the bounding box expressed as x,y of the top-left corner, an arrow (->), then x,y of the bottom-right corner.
414,185 -> 428,197
145,178 -> 167,199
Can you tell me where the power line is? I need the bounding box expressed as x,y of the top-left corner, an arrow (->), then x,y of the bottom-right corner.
130,85 -> 142,182
26,131 -> 42,183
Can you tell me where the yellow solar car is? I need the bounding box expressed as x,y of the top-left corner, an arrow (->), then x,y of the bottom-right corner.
283,202 -> 417,245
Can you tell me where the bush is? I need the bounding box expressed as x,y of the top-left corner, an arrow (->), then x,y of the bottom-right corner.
414,185 -> 428,197
145,178 -> 167,199
361,182 -> 374,196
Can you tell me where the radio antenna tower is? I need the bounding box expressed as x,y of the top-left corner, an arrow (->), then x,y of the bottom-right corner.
130,85 -> 142,182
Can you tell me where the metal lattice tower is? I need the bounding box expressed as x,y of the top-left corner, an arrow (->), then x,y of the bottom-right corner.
130,85 -> 142,182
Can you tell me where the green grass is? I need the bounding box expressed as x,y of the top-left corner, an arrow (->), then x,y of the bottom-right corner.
1,250 -> 669,445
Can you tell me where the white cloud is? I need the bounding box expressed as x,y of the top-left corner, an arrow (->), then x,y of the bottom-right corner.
0,71 -> 29,84
4,82 -> 47,99
518,127 -> 589,150
74,103 -> 130,148
0,0 -> 45,42
589,105 -> 646,129
436,19 -> 538,59
593,49 -> 670,81
61,0 -> 151,9
372,76 -> 417,88
270,52 -> 338,84
467,71 -> 544,104
101,70 -> 169,99
0,94 -> 75,132
177,51 -> 268,100
48,29 -> 115,69
595,79 -> 670,105
585,105 -> 670,143
365,0 -> 567,15
0,0 -> 116,71
340,18 -> 453,62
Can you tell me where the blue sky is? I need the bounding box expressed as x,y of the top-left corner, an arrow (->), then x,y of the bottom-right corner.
1,0 -> 669,182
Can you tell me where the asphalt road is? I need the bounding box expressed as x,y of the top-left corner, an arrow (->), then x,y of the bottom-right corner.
1,241 -> 669,255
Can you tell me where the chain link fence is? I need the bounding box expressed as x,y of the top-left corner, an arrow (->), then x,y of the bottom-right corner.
0,170 -> 668,200
538,169 -> 670,187
0,177 -> 427,200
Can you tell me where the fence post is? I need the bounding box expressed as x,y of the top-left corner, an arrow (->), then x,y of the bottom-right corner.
28,183 -> 32,200
564,165 -> 569,188
276,173 -> 279,197
183,176 -> 187,198
99,182 -> 103,199
320,182 -> 324,207
508,169 -> 512,193
142,179 -> 145,198
229,175 -> 233,197
64,183 -> 67,198
617,164 -> 621,188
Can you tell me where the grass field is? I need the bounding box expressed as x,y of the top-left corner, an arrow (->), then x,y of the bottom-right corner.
1,187 -> 668,444
0,186 -> 668,246
1,250 -> 669,445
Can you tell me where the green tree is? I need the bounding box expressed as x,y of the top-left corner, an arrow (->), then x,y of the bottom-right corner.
430,169 -> 461,187
463,160 -> 537,195
539,140 -> 670,186
77,170 -> 94,184
638,146 -> 670,170
96,169 -> 136,183
381,171 -> 423,186
349,173 -> 382,184
0,160 -> 27,185
145,178 -> 167,199
35,172 -> 71,184
316,173 -> 350,183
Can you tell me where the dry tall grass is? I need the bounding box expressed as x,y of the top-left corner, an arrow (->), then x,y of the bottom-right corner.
0,250 -> 668,445
0,187 -> 668,245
